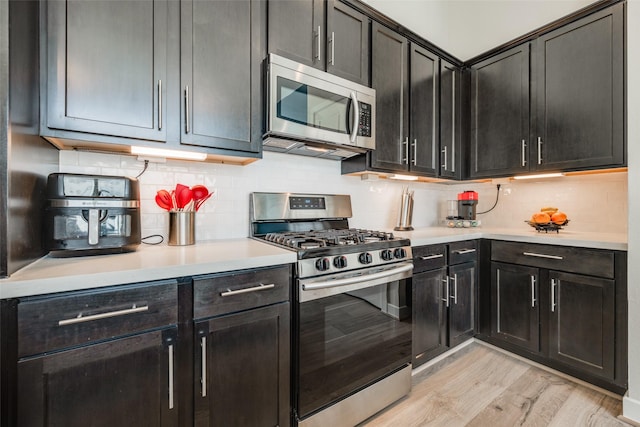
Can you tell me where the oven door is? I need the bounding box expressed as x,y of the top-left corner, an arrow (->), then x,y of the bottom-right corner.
296,262 -> 413,422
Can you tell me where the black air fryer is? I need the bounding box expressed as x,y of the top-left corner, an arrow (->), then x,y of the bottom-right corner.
44,173 -> 141,257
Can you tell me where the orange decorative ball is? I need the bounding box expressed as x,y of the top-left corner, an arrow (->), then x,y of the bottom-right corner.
531,212 -> 551,224
551,211 -> 567,225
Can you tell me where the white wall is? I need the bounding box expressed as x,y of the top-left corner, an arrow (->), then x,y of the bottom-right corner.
59,151 -> 627,239
624,0 -> 640,422
361,0 -> 595,61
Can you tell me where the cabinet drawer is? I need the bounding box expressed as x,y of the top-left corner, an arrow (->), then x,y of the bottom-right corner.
18,280 -> 178,357
491,241 -> 614,278
449,240 -> 478,265
193,265 -> 291,319
413,244 -> 447,273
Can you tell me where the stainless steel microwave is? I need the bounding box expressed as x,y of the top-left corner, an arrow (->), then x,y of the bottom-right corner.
264,54 -> 376,159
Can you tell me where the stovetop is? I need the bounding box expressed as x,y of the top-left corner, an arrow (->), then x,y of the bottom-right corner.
263,228 -> 398,250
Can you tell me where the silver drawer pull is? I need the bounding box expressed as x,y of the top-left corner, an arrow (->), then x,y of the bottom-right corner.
454,249 -> 476,255
168,344 -> 174,409
201,336 -> 207,397
420,254 -> 444,260
220,283 -> 275,297
58,304 -> 149,326
523,252 -> 563,260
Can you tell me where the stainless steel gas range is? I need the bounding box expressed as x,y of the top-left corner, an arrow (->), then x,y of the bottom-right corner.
250,192 -> 413,427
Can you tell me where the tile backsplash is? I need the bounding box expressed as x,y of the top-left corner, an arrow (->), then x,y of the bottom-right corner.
59,151 -> 628,241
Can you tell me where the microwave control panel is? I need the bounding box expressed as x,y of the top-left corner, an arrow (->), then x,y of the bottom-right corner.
358,102 -> 372,137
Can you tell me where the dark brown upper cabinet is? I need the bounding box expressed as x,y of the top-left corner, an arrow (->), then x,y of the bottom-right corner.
368,22 -> 409,171
342,22 -> 462,179
268,0 -> 370,86
43,0 -> 168,142
42,0 -> 264,160
469,43 -> 531,178
534,3 -> 624,171
180,0 -> 264,153
469,3 -> 624,178
440,60 -> 463,179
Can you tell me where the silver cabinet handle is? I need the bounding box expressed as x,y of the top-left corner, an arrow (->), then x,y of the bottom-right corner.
316,25 -> 322,61
523,252 -> 563,260
420,254 -> 444,260
221,283 -> 275,297
403,137 -> 409,164
441,146 -> 448,170
453,248 -> 476,255
58,304 -> 149,326
201,336 -> 207,397
537,137 -> 543,164
530,275 -> 536,308
451,71 -> 456,173
412,139 -> 417,166
451,274 -> 458,304
329,31 -> 335,65
185,85 -> 190,134
441,277 -> 450,307
349,92 -> 360,143
496,269 -> 501,331
521,139 -> 527,167
551,278 -> 557,312
168,343 -> 174,409
158,79 -> 162,131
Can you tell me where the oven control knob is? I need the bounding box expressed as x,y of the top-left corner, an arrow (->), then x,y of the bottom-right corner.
359,252 -> 373,264
333,256 -> 348,269
394,248 -> 407,259
381,249 -> 394,261
315,258 -> 331,271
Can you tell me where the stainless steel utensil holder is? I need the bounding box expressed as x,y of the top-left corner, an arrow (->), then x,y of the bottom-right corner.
168,211 -> 195,246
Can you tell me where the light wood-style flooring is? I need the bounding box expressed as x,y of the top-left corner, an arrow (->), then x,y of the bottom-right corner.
361,343 -> 630,427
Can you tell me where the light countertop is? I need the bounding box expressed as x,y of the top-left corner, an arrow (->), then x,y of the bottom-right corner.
0,228 -> 626,299
0,239 -> 297,299
393,227 -> 627,251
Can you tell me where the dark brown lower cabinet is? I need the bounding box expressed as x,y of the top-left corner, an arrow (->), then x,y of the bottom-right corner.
486,240 -> 626,393
194,303 -> 290,427
17,328 -> 178,427
412,241 -> 477,367
491,262 -> 540,353
549,271 -> 614,379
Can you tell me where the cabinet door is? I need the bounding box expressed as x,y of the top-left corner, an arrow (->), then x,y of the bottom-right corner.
412,268 -> 447,366
409,44 -> 439,176
194,303 -> 290,427
548,271 -> 615,379
370,22 -> 409,172
491,262 -> 540,353
45,0 -> 167,141
326,0 -> 370,85
469,43 -> 530,178
268,0 -> 324,68
534,4 -> 624,171
17,329 -> 178,426
440,60 -> 461,179
448,262 -> 476,347
181,0 -> 264,153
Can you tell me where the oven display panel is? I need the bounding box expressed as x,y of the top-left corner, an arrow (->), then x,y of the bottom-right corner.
289,196 -> 326,210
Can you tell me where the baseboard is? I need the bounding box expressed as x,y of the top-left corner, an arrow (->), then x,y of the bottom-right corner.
411,339 -> 475,377
623,394 -> 640,425
474,339 -> 623,400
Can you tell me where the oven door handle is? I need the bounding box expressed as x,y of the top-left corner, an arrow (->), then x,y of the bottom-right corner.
302,263 -> 414,291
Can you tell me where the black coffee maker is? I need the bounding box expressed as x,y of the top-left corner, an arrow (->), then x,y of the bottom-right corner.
457,191 -> 478,220
44,173 -> 141,257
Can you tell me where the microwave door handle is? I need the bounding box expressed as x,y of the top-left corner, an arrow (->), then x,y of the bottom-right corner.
349,92 -> 359,143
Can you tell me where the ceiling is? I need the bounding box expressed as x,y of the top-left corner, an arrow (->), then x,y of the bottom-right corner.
361,0 -> 597,61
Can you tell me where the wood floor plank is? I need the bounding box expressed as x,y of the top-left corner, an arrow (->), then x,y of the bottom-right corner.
361,344 -> 630,427
467,368 -> 575,427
